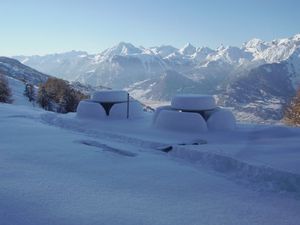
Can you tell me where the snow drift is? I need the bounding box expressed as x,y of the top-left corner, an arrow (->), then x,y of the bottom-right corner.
153,95 -> 236,132
77,90 -> 143,119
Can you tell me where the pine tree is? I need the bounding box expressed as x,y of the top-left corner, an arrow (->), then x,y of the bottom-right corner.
0,74 -> 13,103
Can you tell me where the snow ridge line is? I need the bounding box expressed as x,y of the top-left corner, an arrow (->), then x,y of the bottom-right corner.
40,113 -> 300,195
170,146 -> 300,194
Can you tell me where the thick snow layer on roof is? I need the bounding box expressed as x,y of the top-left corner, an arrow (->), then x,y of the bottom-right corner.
92,90 -> 128,102
171,94 -> 216,111
154,110 -> 208,133
77,100 -> 143,119
110,101 -> 143,119
207,108 -> 236,131
76,100 -> 106,119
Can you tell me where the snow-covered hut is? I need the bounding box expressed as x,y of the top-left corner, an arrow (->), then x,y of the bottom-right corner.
77,90 -> 143,119
153,94 -> 236,132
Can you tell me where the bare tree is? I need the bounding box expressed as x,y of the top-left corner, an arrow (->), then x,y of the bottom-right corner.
285,90 -> 300,126
37,77 -> 87,113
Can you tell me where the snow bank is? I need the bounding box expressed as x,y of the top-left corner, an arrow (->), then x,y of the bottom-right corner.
171,94 -> 216,110
110,101 -> 143,119
152,105 -> 173,123
170,145 -> 300,193
207,108 -> 236,131
154,110 -> 208,133
76,100 -> 106,119
153,95 -> 235,132
92,90 -> 128,102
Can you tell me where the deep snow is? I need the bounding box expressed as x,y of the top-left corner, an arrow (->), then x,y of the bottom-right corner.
1,102 -> 300,225
1,78 -> 300,224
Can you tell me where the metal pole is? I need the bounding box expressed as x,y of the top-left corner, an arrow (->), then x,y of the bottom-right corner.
126,93 -> 129,119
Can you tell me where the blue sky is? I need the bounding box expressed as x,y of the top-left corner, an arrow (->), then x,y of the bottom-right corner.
0,0 -> 300,56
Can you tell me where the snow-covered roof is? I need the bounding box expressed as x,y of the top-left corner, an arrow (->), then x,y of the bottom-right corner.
171,94 -> 216,111
77,90 -> 143,119
92,90 -> 128,102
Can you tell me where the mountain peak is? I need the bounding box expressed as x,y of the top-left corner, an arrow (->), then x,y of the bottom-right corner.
150,45 -> 178,57
179,43 -> 196,55
217,44 -> 226,51
116,41 -> 136,48
293,34 -> 300,41
101,42 -> 142,57
243,38 -> 264,48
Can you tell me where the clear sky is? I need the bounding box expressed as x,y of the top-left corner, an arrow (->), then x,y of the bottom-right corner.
0,0 -> 300,56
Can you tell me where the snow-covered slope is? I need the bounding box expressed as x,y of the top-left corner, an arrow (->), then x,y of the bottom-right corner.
0,57 -> 105,106
7,76 -> 35,106
0,57 -> 49,85
1,103 -> 300,225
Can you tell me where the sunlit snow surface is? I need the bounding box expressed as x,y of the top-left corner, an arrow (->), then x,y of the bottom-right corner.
1,102 -> 300,225
1,77 -> 300,225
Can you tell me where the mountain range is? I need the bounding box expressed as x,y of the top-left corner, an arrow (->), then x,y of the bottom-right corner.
13,34 -> 300,122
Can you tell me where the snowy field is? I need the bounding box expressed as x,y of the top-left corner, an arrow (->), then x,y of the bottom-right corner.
1,78 -> 300,225
1,102 -> 300,225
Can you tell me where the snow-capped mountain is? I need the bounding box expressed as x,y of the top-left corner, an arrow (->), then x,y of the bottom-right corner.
13,34 -> 300,122
15,51 -> 92,81
149,45 -> 178,58
179,43 -> 196,55
14,34 -> 300,86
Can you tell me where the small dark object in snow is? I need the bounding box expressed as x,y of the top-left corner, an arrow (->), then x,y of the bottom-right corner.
77,140 -> 137,157
177,139 -> 207,146
156,145 -> 173,153
193,139 -> 208,145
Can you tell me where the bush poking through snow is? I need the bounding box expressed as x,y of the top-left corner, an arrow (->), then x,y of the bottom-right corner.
0,73 -> 13,103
